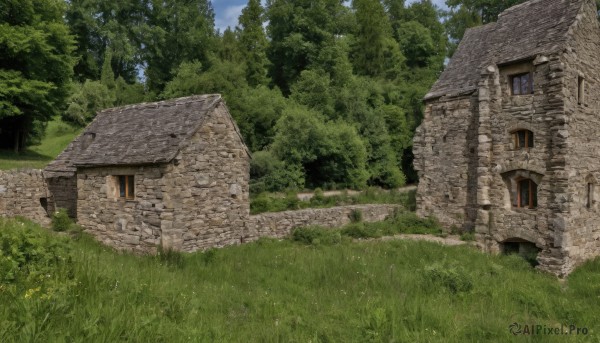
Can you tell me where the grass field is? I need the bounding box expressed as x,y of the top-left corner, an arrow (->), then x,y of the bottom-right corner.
1,217 -> 598,342
0,118 -> 81,170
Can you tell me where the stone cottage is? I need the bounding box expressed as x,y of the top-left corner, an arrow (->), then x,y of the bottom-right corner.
413,0 -> 600,276
44,94 -> 250,252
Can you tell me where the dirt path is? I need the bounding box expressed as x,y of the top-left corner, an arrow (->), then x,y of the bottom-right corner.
297,184 -> 417,201
372,234 -> 479,247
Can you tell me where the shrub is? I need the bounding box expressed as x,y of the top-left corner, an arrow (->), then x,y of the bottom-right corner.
460,232 -> 475,241
51,208 -> 73,232
292,226 -> 342,245
422,263 -> 473,294
349,209 -> 363,223
390,212 -> 441,235
0,218 -> 74,295
341,223 -> 381,239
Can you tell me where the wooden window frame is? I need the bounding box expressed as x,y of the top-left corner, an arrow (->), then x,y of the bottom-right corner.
515,178 -> 537,209
117,175 -> 135,200
512,130 -> 534,149
511,72 -> 534,95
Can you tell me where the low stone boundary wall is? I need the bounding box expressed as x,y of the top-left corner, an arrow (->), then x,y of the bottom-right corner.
0,169 -> 51,225
246,204 -> 401,240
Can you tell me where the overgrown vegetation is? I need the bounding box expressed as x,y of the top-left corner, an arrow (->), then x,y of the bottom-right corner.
250,187 -> 416,214
1,217 -> 598,342
292,210 -> 443,244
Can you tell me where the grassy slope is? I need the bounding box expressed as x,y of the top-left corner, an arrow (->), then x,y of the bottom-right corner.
0,118 -> 81,170
1,218 -> 598,342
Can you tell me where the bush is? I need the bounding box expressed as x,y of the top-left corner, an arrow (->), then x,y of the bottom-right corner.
390,211 -> 441,235
292,226 -> 342,245
349,209 -> 363,223
460,232 -> 475,241
51,208 -> 73,232
0,218 -> 74,295
422,263 -> 473,294
340,223 -> 381,239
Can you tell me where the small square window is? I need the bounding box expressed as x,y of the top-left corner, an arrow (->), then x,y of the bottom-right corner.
117,175 -> 135,199
511,73 -> 534,95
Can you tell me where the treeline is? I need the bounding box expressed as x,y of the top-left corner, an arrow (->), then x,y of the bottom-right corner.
7,0 -> 592,191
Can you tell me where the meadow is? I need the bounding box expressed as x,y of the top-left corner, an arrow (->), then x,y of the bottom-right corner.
0,118 -> 81,170
1,217 -> 599,342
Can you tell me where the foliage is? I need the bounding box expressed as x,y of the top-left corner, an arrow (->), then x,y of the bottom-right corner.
0,0 -> 76,151
249,187 -> 415,214
271,105 -> 369,189
249,151 -> 305,194
237,0 -> 269,86
349,209 -> 363,223
292,226 -> 342,245
422,263 -> 474,294
51,209 -> 73,232
0,117 -> 82,170
0,218 -> 74,295
3,218 -> 600,341
63,81 -> 114,126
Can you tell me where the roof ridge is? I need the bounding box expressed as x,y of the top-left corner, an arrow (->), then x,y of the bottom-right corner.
98,94 -> 222,115
498,0 -> 554,17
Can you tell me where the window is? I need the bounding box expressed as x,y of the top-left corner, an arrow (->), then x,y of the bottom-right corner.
117,175 -> 135,199
512,130 -> 534,149
587,183 -> 594,208
578,76 -> 585,105
511,73 -> 533,95
515,178 -> 537,209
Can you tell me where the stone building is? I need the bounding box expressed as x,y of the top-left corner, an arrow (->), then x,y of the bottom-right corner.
44,94 -> 251,252
413,0 -> 600,276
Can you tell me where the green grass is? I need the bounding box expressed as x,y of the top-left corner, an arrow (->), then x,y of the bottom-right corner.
1,217 -> 599,342
250,187 -> 416,214
0,117 -> 81,170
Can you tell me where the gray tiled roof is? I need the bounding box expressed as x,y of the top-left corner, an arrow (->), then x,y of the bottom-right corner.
45,94 -> 222,175
425,0 -> 582,100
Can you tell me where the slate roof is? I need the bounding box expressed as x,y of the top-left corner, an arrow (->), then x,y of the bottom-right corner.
45,94 -> 228,176
424,0 -> 583,100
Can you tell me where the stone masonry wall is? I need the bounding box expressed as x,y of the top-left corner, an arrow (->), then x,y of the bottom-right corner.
161,103 -> 250,252
561,0 -> 600,273
46,176 -> 78,218
0,169 -> 51,225
77,165 -> 169,253
413,93 -> 479,230
247,204 -> 401,240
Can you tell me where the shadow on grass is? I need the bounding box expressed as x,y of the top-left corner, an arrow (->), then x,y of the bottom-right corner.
0,149 -> 53,169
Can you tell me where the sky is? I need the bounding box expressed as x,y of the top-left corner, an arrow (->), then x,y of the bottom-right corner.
212,0 -> 449,33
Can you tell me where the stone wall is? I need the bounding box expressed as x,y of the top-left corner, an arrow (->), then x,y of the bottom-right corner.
76,102 -> 250,253
162,102 -> 250,252
247,204 -> 401,240
76,165 -> 169,253
0,169 -> 51,225
46,176 -> 78,218
413,93 -> 479,230
560,0 -> 600,273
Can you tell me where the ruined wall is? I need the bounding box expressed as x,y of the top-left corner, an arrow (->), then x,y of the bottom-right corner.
77,165 -> 168,253
560,0 -> 600,273
0,169 -> 51,225
247,204 -> 401,239
413,93 -> 479,229
162,103 -> 250,252
46,176 -> 78,218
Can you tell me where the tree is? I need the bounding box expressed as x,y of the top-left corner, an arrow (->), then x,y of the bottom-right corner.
271,105 -> 369,189
351,0 -> 404,79
0,0 -> 75,152
237,0 -> 269,86
144,0 -> 216,93
63,81 -> 114,126
266,0 -> 354,94
66,0 -> 147,82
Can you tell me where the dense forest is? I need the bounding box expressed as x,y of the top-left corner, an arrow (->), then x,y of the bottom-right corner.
2,0 -> 599,191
